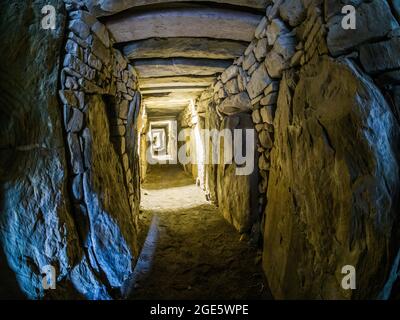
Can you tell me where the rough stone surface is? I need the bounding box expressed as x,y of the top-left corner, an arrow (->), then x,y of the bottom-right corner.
246,64 -> 272,99
86,0 -> 269,16
254,37 -> 268,61
217,114 -> 259,233
255,16 -> 267,39
252,109 -> 261,124
129,165 -> 270,299
390,0 -> 400,21
273,33 -> 296,61
221,65 -> 239,84
82,95 -> 138,289
0,0 -> 81,299
218,92 -> 252,116
279,0 -> 306,27
1,2 -> 141,300
260,92 -> 278,106
266,18 -> 289,46
91,21 -> 110,48
225,78 -> 240,95
327,0 -> 399,56
263,56 -> 400,299
360,37 -> 400,74
265,50 -> 289,79
69,19 -> 91,39
243,52 -> 257,71
260,105 -> 275,124
66,107 -> 84,132
105,7 -> 263,43
258,130 -> 273,149
123,38 -> 248,60
133,58 -> 231,78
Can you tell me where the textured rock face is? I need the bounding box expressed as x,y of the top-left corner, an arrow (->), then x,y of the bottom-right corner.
82,95 -> 138,289
360,37 -> 400,74
326,0 -> 399,56
204,96 -> 221,204
217,114 -> 259,233
0,0 -> 80,299
123,38 -> 248,60
104,7 -> 262,43
264,56 -> 400,299
179,89 -> 259,235
246,64 -> 272,99
3,0 -> 400,301
217,92 -> 252,115
85,0 -> 268,16
58,3 -> 142,299
206,0 -> 400,299
1,0 -> 141,299
203,0 -> 297,243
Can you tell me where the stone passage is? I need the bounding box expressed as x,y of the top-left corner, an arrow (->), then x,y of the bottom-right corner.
1,0 -> 400,300
127,165 -> 270,299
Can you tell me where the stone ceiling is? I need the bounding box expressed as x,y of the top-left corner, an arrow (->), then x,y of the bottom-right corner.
84,0 -> 267,117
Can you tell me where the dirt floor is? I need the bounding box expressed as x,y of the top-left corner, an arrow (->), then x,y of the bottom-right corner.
127,165 -> 272,300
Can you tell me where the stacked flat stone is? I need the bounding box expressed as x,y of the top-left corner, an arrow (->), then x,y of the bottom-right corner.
260,0 -> 400,300
59,5 -> 141,220
205,0 -> 300,222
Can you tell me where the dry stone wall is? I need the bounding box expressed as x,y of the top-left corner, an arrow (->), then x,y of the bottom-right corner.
57,0 -> 143,299
0,0 -> 143,299
137,107 -> 149,184
264,0 -> 400,299
195,0 -> 289,242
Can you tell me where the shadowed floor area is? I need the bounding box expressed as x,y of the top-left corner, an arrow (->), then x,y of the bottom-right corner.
127,165 -> 271,299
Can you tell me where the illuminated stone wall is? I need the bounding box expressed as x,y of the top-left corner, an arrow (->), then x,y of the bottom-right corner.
199,0 -> 400,299
0,0 -> 143,299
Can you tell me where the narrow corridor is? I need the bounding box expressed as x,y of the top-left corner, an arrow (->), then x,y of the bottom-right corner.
2,0 -> 400,301
128,165 -> 271,300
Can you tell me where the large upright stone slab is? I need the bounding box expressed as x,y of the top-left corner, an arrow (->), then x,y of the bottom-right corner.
263,56 -> 400,299
133,58 -> 231,78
